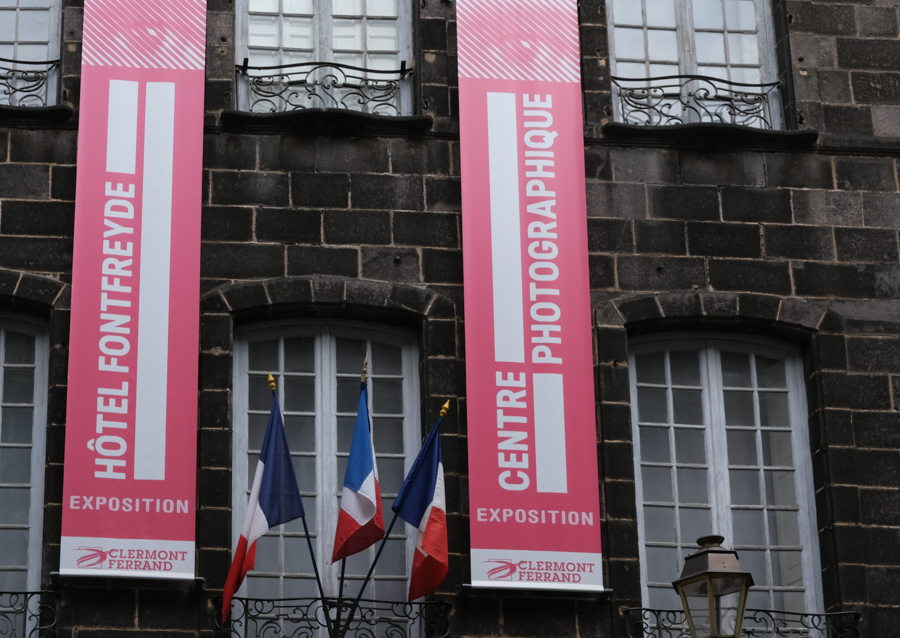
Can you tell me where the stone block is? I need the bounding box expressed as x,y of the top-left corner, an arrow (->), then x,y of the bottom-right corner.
820,371 -> 893,410
201,242 -> 284,278
425,177 -> 461,211
0,164 -> 50,199
617,255 -> 706,291
864,192 -> 900,228
680,152 -> 765,187
787,1 -> 856,35
687,222 -> 761,258
846,336 -> 900,373
823,105 -> 873,135
616,295 -> 662,323
389,139 -> 451,175
0,200 -> 74,237
816,334 -> 847,370
587,218 -> 633,253
872,105 -> 900,137
362,247 -> 421,283
763,224 -> 835,260
584,145 -> 613,181
789,33 -> 836,68
658,291 -> 703,318
9,129 -> 78,164
316,137 -> 389,174
257,136 -> 316,172
287,246 -> 358,277
265,278 -> 313,306
837,38 -> 900,71
721,187 -> 792,223
419,18 -> 447,51
851,71 -> 900,104
256,208 -> 322,244
835,227 -> 899,262
765,153 -> 833,189
708,259 -> 791,294
858,5 -> 899,37
199,352 -> 232,391
0,237 -> 71,272
202,134 -> 256,170
590,254 -> 616,288
291,172 -> 349,208
51,165 -> 77,201
793,189 -> 863,226
859,489 -> 900,525
421,248 -> 462,284
586,182 -> 647,219
599,402 -> 633,442
648,185 -> 719,221
793,261 -> 878,298
835,157 -> 896,191
351,174 -> 423,210
818,70 -> 852,103
201,206 -> 253,242
211,170 -> 288,207
634,220 -> 686,255
611,148 -> 679,184
393,211 -> 459,248
324,210 -> 391,245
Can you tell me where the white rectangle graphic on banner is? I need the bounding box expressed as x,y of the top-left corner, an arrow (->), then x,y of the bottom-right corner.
105,80 -> 138,175
470,548 -> 603,590
533,373 -> 567,493
487,92 -> 524,364
61,536 -> 194,579
134,82 -> 175,481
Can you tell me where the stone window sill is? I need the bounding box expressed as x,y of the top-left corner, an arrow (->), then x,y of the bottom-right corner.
601,122 -> 819,151
221,108 -> 433,137
0,104 -> 74,126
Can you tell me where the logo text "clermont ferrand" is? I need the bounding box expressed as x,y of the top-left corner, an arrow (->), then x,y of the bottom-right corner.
485,559 -> 595,583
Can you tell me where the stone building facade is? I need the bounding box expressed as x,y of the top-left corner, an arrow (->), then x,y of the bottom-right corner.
0,0 -> 899,636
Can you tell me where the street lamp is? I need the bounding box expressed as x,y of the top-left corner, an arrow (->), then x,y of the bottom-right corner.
672,535 -> 754,638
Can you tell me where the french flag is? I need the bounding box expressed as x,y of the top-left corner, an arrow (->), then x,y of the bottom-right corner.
222,386 -> 305,622
393,415 -> 449,601
332,383 -> 385,561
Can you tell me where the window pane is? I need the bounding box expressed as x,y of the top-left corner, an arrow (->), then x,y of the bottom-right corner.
732,510 -> 764,545
638,387 -> 668,423
249,339 -> 278,371
337,378 -> 362,413
284,415 -> 316,452
730,66 -> 760,84
740,549 -> 767,585
248,576 -> 280,598
337,416 -> 356,453
729,469 -> 761,505
646,546 -> 679,583
635,352 -> 666,384
5,333 -> 34,365
292,455 -> 316,489
613,0 -> 643,25
248,413 -> 268,450
614,27 -> 646,60
693,0 -> 724,29
648,586 -> 683,609
367,0 -> 397,17
17,10 -> 50,41
333,18 -> 364,50
645,0 -> 675,27
284,0 -> 314,13
0,12 -> 14,41
284,536 -> 315,573
696,32 -> 727,65
764,470 -> 796,506
0,530 -> 27,567
378,457 -> 405,494
679,507 -> 712,545
372,378 -> 403,414
372,418 -> 403,454
375,539 -> 406,575
248,14 -> 280,47
674,428 -> 705,464
727,33 -> 759,65
640,426 -> 670,463
255,535 -> 279,572
768,510 -> 801,546
644,506 -> 676,542
0,448 -> 30,484
249,374 -> 273,411
371,342 -> 402,375
670,351 -> 701,386
773,590 -> 806,614
248,453 -> 260,489
677,468 -> 708,503
755,357 -> 786,389
0,570 -> 26,591
336,338 -> 367,374
721,352 -> 752,387
284,17 -> 315,49
672,390 -> 703,425
761,431 -> 792,467
647,30 -> 677,62
759,393 -> 789,428
333,0 -> 362,14
724,391 -> 754,426
284,337 -> 314,372
284,376 -> 315,412
284,577 -> 318,597
0,487 -> 29,525
3,369 -> 34,404
642,466 -> 673,503
617,61 -> 647,79
727,429 -> 758,466
771,551 -> 803,587
1,407 -> 32,444
725,0 -> 756,29
249,0 -> 278,10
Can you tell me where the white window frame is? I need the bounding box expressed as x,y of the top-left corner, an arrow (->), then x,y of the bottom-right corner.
234,0 -> 414,114
0,0 -> 62,106
232,319 -> 422,601
606,0 -> 781,128
628,333 -> 824,614
0,316 -> 49,593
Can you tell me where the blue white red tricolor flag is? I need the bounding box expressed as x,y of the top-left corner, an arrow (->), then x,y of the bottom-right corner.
222,388 -> 305,621
332,383 -> 385,561
393,413 -> 449,601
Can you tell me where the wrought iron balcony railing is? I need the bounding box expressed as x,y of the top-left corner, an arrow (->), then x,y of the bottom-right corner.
611,75 -> 782,130
625,607 -> 862,638
215,596 -> 451,638
0,591 -> 61,638
0,58 -> 59,107
236,59 -> 412,116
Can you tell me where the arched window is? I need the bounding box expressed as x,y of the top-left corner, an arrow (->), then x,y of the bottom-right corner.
232,321 -> 421,601
628,334 -> 823,613
0,319 -> 49,592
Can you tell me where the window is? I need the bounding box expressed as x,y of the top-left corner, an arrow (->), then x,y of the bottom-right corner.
0,0 -> 61,106
235,0 -> 413,114
606,0 -> 780,128
628,335 -> 822,614
0,321 -> 48,592
233,322 -> 421,603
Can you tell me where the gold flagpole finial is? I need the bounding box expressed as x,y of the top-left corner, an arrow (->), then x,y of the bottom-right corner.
361,352 -> 369,384
440,400 -> 450,418
268,373 -> 276,391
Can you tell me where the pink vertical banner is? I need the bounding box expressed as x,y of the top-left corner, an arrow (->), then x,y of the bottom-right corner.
458,0 -> 603,590
60,0 -> 207,579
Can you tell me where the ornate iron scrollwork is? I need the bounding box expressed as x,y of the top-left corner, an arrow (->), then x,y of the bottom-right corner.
0,58 -> 59,107
625,607 -> 862,638
215,596 -> 451,638
0,591 -> 61,638
236,60 -> 412,116
611,75 -> 782,130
